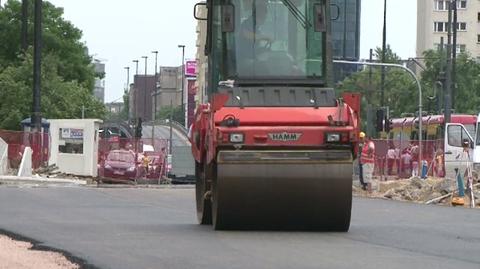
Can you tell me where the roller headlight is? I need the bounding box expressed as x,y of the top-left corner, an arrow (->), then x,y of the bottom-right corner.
229,133 -> 244,143
326,133 -> 341,143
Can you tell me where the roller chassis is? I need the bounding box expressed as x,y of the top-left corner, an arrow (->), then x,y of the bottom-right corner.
190,93 -> 360,230
191,0 -> 360,230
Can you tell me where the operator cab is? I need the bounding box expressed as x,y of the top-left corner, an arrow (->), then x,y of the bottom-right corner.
197,0 -> 333,107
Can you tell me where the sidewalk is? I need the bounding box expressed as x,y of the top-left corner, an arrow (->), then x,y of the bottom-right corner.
0,175 -> 87,187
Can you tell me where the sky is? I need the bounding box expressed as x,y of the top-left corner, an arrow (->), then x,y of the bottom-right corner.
42,0 -> 417,103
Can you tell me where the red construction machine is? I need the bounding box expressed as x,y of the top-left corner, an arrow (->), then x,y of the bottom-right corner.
190,0 -> 360,230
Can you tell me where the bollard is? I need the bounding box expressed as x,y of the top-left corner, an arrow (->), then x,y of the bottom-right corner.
455,168 -> 465,197
421,160 -> 428,179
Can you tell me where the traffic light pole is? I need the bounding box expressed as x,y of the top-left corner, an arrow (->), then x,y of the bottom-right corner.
333,60 -> 423,168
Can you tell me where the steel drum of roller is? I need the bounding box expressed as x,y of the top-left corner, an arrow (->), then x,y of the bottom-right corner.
210,150 -> 353,231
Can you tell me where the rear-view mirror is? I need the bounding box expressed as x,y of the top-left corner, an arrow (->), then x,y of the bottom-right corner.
194,2 -> 207,21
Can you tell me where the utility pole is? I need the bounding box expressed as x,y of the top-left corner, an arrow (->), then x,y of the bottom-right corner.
452,0 -> 457,109
31,0 -> 42,133
445,2 -> 453,124
380,0 -> 387,107
169,100 -> 173,155
151,51 -> 158,145
178,44 -> 186,127
82,105 -> 85,119
21,0 -> 28,51
141,56 -> 148,122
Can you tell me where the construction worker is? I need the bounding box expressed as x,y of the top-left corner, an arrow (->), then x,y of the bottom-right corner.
386,143 -> 396,176
142,154 -> 150,178
410,142 -> 419,177
359,132 -> 375,191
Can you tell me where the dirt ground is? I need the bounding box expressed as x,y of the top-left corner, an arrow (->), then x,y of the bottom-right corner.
0,235 -> 79,269
353,177 -> 480,208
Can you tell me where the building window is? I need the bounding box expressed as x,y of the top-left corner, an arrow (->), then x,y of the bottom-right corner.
434,22 -> 466,32
434,0 -> 467,11
434,0 -> 445,11
478,35 -> 480,43
434,44 -> 466,53
456,44 -> 466,54
434,22 -> 446,32
478,12 -> 480,22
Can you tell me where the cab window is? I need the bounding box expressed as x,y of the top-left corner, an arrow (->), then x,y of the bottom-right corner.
447,125 -> 472,147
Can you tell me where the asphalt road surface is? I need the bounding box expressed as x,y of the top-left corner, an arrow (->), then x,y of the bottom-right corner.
0,186 -> 479,269
142,125 -> 190,147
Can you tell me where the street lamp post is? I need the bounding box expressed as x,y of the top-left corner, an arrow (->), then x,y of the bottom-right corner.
178,44 -> 186,127
141,56 -> 148,122
132,60 -> 139,123
334,60 -> 424,174
124,66 -> 130,121
132,60 -> 139,75
151,51 -> 159,145
380,0 -> 387,107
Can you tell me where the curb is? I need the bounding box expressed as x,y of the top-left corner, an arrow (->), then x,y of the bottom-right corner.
0,176 -> 87,186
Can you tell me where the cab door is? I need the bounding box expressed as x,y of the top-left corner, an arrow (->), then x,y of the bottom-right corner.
444,123 -> 474,179
473,114 -> 480,167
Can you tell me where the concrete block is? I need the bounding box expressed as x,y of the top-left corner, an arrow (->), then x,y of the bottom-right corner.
17,147 -> 32,177
0,138 -> 8,176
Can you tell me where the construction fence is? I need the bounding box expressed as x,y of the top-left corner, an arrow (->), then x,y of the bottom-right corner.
0,130 -> 49,170
0,128 -> 448,182
97,137 -> 169,183
369,139 -> 444,179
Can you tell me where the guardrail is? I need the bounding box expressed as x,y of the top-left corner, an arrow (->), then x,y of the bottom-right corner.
146,120 -> 189,138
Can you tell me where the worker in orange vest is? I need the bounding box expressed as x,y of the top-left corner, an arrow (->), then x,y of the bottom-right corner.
359,132 -> 375,191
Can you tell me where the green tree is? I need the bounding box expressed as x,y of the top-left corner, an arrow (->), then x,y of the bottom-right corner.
120,91 -> 130,121
421,49 -> 480,114
0,52 -> 105,130
337,46 -> 418,131
156,106 -> 185,126
0,0 -> 105,130
0,0 -> 96,89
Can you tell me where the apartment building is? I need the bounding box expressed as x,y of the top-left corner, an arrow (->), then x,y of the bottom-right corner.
417,0 -> 480,60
